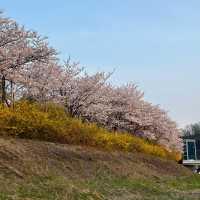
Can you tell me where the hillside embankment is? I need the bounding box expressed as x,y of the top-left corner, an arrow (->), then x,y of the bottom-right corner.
1,137 -> 200,200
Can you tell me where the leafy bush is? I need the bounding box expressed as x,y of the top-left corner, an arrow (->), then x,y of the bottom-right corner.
0,101 -> 180,161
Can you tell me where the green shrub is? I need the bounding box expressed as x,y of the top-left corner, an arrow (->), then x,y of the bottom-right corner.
0,101 -> 180,160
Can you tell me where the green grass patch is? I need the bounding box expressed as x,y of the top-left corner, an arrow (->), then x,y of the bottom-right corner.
1,174 -> 200,200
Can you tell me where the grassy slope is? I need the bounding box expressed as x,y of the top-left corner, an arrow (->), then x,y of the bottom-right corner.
0,137 -> 200,200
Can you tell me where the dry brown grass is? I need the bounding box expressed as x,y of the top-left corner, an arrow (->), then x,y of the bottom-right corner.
0,137 -> 189,181
0,137 -> 199,200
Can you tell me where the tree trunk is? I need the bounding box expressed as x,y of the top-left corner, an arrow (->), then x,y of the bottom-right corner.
10,80 -> 15,109
1,75 -> 6,105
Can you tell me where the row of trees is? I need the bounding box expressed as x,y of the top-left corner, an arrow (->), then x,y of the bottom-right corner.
0,12 -> 182,152
182,122 -> 200,136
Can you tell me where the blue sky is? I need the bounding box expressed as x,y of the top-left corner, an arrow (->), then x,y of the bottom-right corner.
1,0 -> 200,127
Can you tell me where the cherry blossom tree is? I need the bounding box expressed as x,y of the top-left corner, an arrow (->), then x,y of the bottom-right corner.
0,12 -> 56,106
61,71 -> 111,117
0,11 -> 182,152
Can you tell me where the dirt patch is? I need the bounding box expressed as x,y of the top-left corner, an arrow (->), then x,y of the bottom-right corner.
0,137 -> 191,181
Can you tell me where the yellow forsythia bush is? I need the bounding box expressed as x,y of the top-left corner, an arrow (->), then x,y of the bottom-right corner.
0,101 -> 180,161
